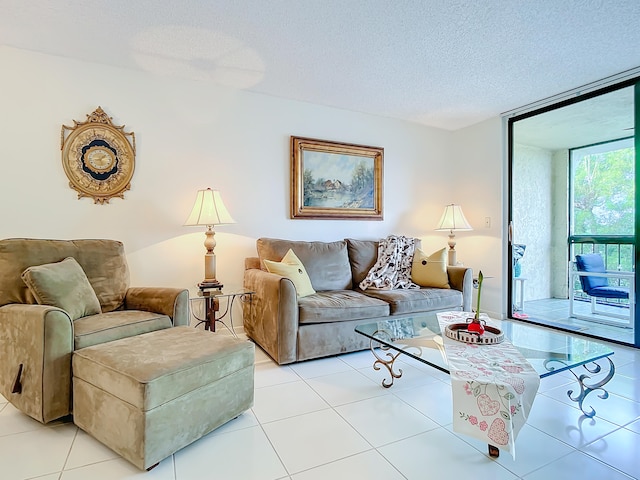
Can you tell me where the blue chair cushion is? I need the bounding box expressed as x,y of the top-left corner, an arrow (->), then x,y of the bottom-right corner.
575,254 -> 609,293
586,285 -> 629,299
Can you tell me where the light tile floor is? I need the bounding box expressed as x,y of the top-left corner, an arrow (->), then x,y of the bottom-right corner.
1,334 -> 638,480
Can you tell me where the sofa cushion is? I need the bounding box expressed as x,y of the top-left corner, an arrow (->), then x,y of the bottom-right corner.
256,238 -> 352,291
298,290 -> 389,324
411,248 -> 450,289
346,239 -> 378,287
21,257 -> 102,321
359,287 -> 462,316
73,310 -> 173,349
264,249 -> 316,297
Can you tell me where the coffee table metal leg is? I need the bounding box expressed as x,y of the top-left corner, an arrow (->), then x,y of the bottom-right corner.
369,337 -> 403,388
567,357 -> 615,418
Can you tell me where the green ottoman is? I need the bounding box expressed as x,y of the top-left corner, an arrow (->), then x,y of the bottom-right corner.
72,326 -> 254,470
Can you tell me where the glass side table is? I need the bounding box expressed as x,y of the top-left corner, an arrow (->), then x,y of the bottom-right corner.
189,288 -> 255,337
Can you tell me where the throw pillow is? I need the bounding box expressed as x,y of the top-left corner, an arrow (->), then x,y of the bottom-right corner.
411,247 -> 450,289
264,249 -> 316,297
21,257 -> 102,320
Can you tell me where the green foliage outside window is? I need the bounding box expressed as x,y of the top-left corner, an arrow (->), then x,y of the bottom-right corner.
571,138 -> 635,274
572,143 -> 634,236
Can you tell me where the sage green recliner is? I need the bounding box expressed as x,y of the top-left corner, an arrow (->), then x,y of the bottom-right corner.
0,238 -> 189,423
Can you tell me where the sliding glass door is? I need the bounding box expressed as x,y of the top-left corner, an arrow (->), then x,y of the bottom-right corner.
508,79 -> 639,347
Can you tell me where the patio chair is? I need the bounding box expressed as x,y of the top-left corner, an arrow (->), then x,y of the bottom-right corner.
569,253 -> 634,327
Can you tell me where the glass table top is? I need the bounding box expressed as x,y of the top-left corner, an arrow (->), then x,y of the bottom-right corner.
354,313 -> 615,378
189,288 -> 255,300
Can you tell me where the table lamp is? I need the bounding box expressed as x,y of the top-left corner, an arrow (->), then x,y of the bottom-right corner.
435,204 -> 472,266
184,188 -> 235,287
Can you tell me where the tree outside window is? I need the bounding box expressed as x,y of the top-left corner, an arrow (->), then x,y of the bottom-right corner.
571,137 -> 635,271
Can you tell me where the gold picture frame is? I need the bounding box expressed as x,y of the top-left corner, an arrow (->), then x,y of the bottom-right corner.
61,107 -> 136,204
291,136 -> 383,220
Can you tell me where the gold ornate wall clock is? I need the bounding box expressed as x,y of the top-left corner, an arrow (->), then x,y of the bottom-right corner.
60,106 -> 136,204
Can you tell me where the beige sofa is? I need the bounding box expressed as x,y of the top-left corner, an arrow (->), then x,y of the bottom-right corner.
243,237 -> 473,365
0,238 -> 189,423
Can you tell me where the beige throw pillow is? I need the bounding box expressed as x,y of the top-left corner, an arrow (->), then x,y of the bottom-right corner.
21,257 -> 102,320
264,249 -> 316,297
411,247 -> 450,288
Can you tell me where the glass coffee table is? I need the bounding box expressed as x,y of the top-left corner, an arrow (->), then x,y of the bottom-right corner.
355,312 -> 615,418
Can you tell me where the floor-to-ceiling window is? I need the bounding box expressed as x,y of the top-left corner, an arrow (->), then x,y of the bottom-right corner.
508,78 -> 638,347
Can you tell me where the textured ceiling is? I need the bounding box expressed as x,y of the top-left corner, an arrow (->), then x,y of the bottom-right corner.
513,86 -> 634,150
2,0 -> 640,131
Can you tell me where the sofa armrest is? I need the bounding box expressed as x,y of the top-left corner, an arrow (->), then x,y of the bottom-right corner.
243,266 -> 299,364
124,287 -> 190,327
447,266 -> 473,312
0,304 -> 73,423
245,256 -> 261,270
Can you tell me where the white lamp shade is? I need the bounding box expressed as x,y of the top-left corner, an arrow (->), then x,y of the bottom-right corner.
435,204 -> 472,231
184,188 -> 236,226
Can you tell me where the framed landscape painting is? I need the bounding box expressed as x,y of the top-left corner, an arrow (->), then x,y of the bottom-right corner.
290,136 -> 383,220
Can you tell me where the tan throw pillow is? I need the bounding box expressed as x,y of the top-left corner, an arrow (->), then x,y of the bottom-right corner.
264,249 -> 316,297
21,257 -> 102,320
411,247 -> 450,289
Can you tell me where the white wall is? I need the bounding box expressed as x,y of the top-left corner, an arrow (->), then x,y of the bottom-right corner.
511,144 -> 570,303
551,149 -> 569,299
449,116 -> 505,318
1,46 -> 509,318
513,143 -> 553,300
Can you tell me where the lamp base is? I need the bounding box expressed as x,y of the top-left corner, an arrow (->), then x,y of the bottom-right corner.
204,252 -> 219,284
447,248 -> 457,266
198,281 -> 223,290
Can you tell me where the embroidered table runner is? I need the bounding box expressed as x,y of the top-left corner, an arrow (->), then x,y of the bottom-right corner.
437,312 -> 540,458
